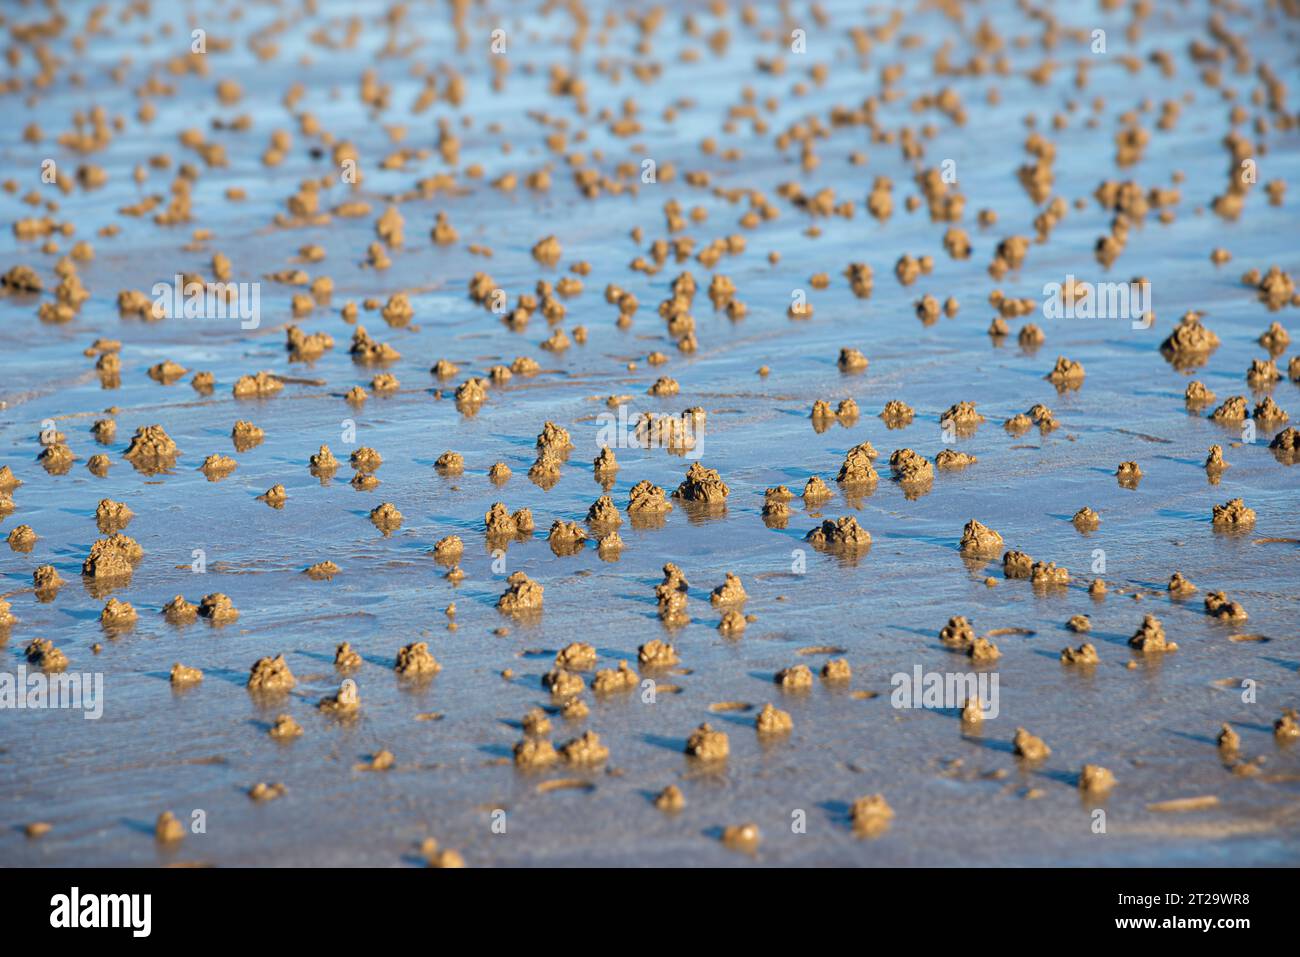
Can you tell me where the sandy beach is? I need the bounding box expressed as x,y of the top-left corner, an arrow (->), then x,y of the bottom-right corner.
1,0 -> 1297,867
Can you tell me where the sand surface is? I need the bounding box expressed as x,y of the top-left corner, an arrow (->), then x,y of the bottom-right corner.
1,0 -> 1298,866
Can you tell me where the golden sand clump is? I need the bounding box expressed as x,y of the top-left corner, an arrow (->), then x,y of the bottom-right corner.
82,534 -> 143,578
497,572 -> 544,614
26,638 -> 68,672
1128,614 -> 1175,653
673,461 -> 729,504
959,519 -> 1003,557
395,642 -> 441,677
685,723 -> 729,761
122,425 -> 179,472
836,442 -> 878,484
248,654 -> 295,693
851,795 -> 894,836
628,480 -> 673,516
1013,727 -> 1051,761
1211,498 -> 1255,527
806,516 -> 871,550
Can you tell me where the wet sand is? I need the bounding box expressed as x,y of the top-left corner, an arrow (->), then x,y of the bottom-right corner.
1,0 -> 1298,866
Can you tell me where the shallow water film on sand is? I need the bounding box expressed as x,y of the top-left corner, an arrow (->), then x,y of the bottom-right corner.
1,0 -> 1298,867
